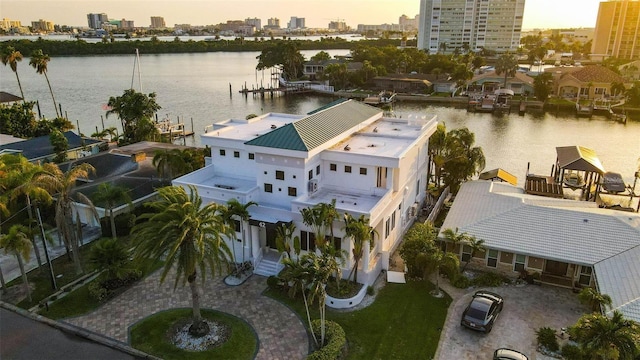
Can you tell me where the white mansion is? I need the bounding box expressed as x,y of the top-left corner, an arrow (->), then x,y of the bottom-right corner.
174,100 -> 438,285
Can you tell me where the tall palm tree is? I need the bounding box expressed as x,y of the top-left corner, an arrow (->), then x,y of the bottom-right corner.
495,52 -> 519,88
1,46 -> 26,101
301,204 -> 328,250
441,227 -> 470,255
224,198 -> 257,264
276,222 -> 299,260
280,255 -> 318,345
570,311 -> 639,360
131,186 -> 232,336
33,162 -> 98,275
416,247 -> 459,297
461,236 -> 486,272
320,199 -> 339,247
29,49 -> 59,118
343,213 -> 377,284
92,182 -> 131,239
0,225 -> 34,302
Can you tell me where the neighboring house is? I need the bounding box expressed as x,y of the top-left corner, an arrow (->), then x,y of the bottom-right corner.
174,99 -> 438,285
302,59 -> 363,81
439,180 -> 640,323
0,131 -> 103,163
370,73 -> 438,93
468,71 -> 534,95
547,65 -> 627,99
0,91 -> 23,104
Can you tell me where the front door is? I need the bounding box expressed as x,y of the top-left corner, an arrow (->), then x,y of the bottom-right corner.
544,260 -> 568,276
266,224 -> 278,250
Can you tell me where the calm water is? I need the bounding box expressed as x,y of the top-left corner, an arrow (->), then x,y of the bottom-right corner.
1,51 -> 639,185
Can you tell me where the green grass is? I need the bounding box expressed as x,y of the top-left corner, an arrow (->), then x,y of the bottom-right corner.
130,308 -> 257,360
266,280 -> 451,359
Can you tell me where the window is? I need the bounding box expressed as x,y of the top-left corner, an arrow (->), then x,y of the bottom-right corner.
391,211 -> 396,230
233,219 -> 241,232
308,170 -> 313,180
316,165 -> 320,175
330,163 -> 337,171
248,153 -> 255,160
288,187 -> 297,197
325,235 -> 342,252
219,149 -> 226,156
461,245 -> 472,262
300,231 -> 316,251
233,151 -> 240,158
376,167 -> 387,188
264,183 -> 273,193
514,254 -> 526,272
345,165 -> 352,173
487,249 -> 498,268
385,218 -> 390,239
275,170 -> 285,180
360,167 -> 367,175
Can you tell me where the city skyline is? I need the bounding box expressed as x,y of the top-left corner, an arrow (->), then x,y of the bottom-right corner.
2,0 -> 602,30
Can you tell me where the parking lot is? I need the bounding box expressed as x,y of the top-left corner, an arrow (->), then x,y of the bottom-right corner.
435,283 -> 588,359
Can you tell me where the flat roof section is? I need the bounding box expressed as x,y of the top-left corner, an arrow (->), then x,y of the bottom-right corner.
202,113 -> 303,142
297,187 -> 383,215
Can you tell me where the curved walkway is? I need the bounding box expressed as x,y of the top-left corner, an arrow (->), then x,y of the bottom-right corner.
66,271 -> 308,360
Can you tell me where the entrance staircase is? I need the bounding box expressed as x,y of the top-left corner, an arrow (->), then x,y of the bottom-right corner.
253,251 -> 282,277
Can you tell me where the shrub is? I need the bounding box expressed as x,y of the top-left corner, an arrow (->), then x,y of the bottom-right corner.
451,273 -> 471,288
472,272 -> 509,287
561,343 -> 583,360
307,320 -> 346,360
366,285 -> 375,296
88,281 -> 108,302
266,275 -> 281,289
536,327 -> 559,352
399,223 -> 437,278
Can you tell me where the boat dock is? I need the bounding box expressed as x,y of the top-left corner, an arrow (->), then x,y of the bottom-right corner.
155,117 -> 195,139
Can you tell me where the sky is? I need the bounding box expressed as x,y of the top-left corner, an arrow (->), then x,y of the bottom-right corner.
2,0 -> 602,30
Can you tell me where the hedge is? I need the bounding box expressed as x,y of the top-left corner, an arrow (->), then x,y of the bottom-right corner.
307,320 -> 346,360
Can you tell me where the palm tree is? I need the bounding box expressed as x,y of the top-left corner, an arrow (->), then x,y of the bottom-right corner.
495,52 -> 519,88
1,46 -> 26,100
416,248 -> 459,297
33,162 -> 98,275
578,287 -> 613,313
320,199 -> 339,247
280,255 -> 318,345
89,238 -> 130,281
343,213 -> 377,284
0,225 -> 34,302
91,182 -> 131,239
276,222 -> 299,260
301,204 -> 328,250
570,311 -> 639,360
441,227 -> 470,255
224,198 -> 257,264
131,186 -> 232,336
304,250 -> 342,348
461,236 -> 486,272
29,49 -> 59,118
152,149 -> 188,180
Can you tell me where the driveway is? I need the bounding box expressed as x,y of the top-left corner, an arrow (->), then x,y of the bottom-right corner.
435,283 -> 588,360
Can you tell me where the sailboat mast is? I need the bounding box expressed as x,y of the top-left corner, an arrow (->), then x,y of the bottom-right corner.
130,48 -> 143,92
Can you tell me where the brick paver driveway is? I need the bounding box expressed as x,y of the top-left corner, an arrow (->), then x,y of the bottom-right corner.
435,284 -> 588,360
67,271 -> 309,359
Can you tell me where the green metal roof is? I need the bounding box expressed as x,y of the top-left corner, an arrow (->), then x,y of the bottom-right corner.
245,100 -> 381,151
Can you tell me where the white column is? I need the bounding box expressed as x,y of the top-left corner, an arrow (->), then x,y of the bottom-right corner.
251,226 -> 260,259
362,241 -> 371,272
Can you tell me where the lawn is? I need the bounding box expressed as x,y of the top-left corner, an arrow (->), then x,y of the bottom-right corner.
130,308 -> 258,360
266,280 -> 451,359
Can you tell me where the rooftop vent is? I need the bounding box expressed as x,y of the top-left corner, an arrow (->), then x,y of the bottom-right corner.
344,144 -> 351,151
583,219 -> 588,223
368,144 -> 376,147
270,124 -> 277,129
373,127 -> 378,133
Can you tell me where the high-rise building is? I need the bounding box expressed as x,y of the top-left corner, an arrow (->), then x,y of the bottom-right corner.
398,14 -> 419,31
31,19 -> 54,32
417,0 -> 525,54
288,17 -> 305,29
245,17 -> 262,30
592,0 -> 640,60
328,21 -> 347,31
1,18 -> 23,31
150,16 -> 166,28
87,13 -> 109,29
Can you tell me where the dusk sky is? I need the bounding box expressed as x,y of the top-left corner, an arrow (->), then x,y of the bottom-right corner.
2,0 -> 602,30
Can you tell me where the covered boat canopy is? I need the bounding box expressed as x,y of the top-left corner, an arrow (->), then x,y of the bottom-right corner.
602,172 -> 626,193
0,91 -> 22,103
494,88 -> 515,96
556,146 -> 605,174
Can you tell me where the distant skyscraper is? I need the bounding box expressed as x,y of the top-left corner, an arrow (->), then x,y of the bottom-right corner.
592,0 -> 640,60
245,17 -> 262,30
31,19 -> 54,32
288,17 -> 305,29
150,16 -> 166,28
267,18 -> 280,27
417,0 -> 525,54
87,13 -> 109,29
